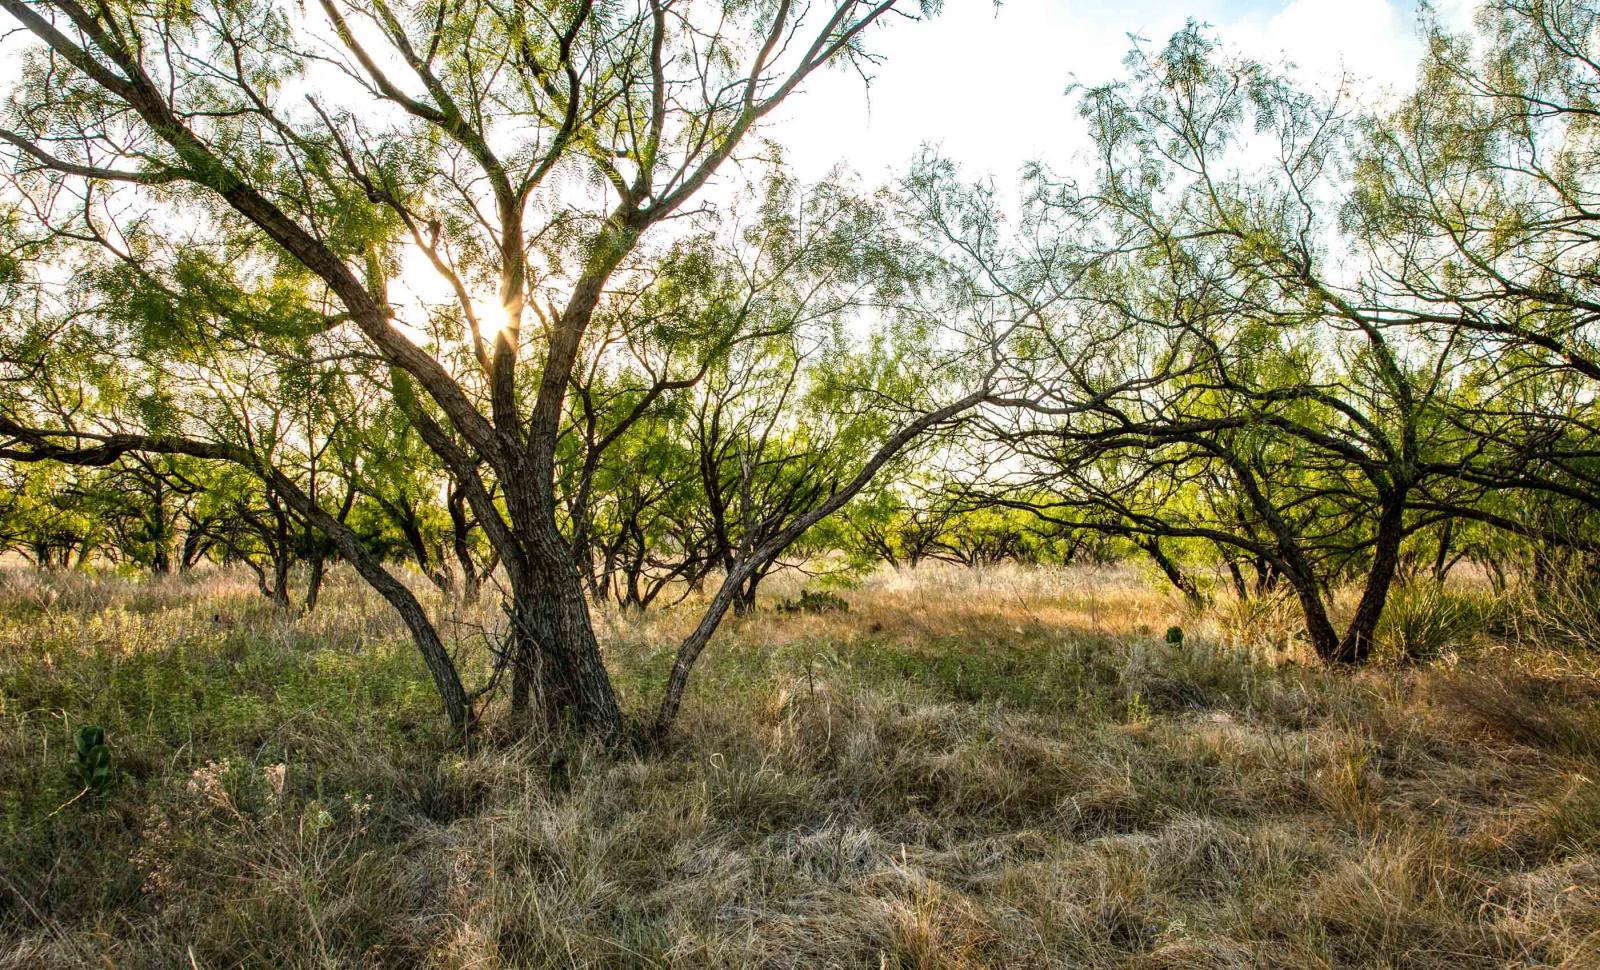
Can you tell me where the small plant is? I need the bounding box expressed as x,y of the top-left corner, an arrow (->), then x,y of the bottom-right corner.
777,589 -> 849,614
1124,689 -> 1151,725
1165,625 -> 1184,646
70,725 -> 115,796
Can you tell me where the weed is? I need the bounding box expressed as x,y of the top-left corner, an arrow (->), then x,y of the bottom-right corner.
68,725 -> 114,798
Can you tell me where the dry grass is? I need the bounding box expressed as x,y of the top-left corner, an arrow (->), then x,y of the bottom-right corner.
3,563 -> 1600,967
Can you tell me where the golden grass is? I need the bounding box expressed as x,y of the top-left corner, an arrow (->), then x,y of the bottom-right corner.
2,563 -> 1599,967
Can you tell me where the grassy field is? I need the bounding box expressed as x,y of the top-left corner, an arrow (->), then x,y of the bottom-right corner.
2,564 -> 1600,968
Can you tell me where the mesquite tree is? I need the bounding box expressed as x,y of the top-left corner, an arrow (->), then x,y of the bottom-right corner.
0,0 -> 1005,738
924,28 -> 1475,663
1349,0 -> 1600,558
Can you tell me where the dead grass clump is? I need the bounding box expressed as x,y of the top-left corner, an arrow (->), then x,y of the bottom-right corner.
1431,673 -> 1600,764
1206,589 -> 1311,664
1511,773 -> 1600,866
1483,854 -> 1600,965
1304,827 -> 1503,966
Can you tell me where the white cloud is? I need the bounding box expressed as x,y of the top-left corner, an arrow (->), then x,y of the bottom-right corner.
770,0 -> 1461,185
1227,0 -> 1423,97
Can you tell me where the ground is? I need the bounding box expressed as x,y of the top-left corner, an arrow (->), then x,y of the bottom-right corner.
2,564 -> 1599,968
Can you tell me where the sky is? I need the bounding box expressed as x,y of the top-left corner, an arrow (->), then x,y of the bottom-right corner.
768,0 -> 1475,186
0,0 -> 1482,336
0,0 -> 1476,194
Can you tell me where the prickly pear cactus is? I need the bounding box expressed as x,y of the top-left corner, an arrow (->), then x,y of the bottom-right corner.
71,725 -> 114,796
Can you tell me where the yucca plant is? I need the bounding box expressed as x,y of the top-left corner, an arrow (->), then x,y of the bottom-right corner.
1376,583 -> 1475,664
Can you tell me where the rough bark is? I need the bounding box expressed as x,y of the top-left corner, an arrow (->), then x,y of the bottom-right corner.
1332,496 -> 1408,664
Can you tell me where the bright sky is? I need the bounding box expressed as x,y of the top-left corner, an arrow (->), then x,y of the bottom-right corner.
0,0 -> 1482,340
770,0 -> 1477,185
0,0 -> 1478,196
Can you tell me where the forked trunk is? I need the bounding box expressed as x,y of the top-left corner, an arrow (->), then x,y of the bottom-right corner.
732,578 -> 758,616
1331,498 -> 1407,665
1281,497 -> 1407,666
1287,572 -> 1343,662
268,554 -> 292,610
506,553 -> 624,739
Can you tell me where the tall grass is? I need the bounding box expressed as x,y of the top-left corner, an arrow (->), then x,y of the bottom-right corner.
1510,569 -> 1600,657
2,564 -> 1599,967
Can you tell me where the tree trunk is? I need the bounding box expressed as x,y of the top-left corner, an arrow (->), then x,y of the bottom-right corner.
149,478 -> 175,574
302,554 -> 327,615
180,528 -> 210,571
447,487 -> 483,603
1286,568 -> 1343,662
1252,558 -> 1280,594
1533,544 -> 1556,587
265,548 -> 292,611
150,539 -> 173,574
656,570 -> 747,734
1225,559 -> 1248,599
1485,555 -> 1507,593
507,525 -> 623,739
265,470 -> 473,731
1430,520 -> 1456,583
732,573 -> 760,615
1332,497 -> 1407,665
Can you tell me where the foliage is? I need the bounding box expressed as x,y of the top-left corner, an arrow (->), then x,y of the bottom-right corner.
1375,582 -> 1478,664
3,0 -> 1600,740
